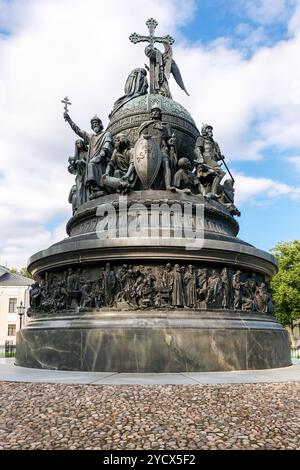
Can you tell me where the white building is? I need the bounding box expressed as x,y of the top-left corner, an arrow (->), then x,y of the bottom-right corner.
0,266 -> 34,346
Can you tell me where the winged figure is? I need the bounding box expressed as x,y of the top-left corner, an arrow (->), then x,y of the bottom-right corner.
144,43 -> 189,98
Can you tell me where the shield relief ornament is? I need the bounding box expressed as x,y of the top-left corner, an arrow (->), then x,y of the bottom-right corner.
133,134 -> 162,189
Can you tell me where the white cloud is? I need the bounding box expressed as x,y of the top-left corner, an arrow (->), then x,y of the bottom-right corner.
212,1 -> 298,54
235,173 -> 300,205
0,221 -> 67,269
173,6 -> 300,161
287,1 -> 300,32
234,23 -> 268,51
0,0 -> 197,268
0,0 -> 300,268
234,0 -> 296,25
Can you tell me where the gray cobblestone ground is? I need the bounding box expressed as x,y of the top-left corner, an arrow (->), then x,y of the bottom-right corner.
0,382 -> 299,450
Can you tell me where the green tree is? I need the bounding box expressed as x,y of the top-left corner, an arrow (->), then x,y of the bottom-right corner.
271,240 -> 300,327
9,267 -> 32,279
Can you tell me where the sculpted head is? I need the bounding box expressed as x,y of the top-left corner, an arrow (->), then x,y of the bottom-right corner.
90,115 -> 103,134
115,133 -> 130,151
151,104 -> 162,121
178,157 -> 191,170
75,139 -> 87,151
200,268 -> 208,278
201,124 -> 213,139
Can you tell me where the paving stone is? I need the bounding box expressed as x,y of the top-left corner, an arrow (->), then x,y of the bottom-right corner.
0,382 -> 299,449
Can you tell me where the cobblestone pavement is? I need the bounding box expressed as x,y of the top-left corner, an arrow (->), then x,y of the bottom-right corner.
0,382 -> 299,450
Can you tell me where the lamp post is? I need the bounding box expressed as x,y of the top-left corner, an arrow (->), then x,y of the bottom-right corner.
17,301 -> 25,330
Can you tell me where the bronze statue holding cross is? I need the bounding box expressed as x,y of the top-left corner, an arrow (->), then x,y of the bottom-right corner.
129,18 -> 189,98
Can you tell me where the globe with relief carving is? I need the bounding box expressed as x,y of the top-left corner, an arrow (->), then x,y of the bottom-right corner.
108,94 -> 199,162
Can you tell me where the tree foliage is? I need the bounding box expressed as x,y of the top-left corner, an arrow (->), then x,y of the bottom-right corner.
9,267 -> 32,279
271,240 -> 300,327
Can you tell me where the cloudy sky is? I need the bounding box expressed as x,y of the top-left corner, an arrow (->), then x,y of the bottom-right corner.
0,0 -> 300,268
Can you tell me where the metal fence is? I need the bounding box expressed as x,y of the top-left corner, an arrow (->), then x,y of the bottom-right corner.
0,342 -> 16,357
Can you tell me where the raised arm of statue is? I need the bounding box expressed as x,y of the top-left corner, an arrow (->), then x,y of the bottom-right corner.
64,112 -> 91,145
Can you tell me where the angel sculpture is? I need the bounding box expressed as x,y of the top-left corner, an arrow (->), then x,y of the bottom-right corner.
129,18 -> 189,98
144,42 -> 189,99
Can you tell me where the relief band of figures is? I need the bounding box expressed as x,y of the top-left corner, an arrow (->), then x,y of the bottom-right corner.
29,263 -> 275,316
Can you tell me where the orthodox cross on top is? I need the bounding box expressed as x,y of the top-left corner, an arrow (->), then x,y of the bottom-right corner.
61,96 -> 72,113
129,19 -> 174,94
129,18 -> 174,47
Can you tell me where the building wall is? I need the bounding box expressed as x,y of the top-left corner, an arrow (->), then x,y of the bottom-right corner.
0,286 -> 30,346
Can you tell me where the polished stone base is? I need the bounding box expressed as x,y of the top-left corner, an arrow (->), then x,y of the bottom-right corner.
16,310 -> 291,372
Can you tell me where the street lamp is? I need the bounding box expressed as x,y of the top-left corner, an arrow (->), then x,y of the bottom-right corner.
17,301 -> 25,330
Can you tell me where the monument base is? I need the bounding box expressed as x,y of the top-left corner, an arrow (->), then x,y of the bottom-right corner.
16,310 -> 291,372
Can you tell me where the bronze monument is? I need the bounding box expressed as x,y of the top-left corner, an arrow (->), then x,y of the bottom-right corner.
16,19 -> 291,372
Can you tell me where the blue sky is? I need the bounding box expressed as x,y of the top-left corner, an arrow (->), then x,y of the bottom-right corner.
179,0 -> 300,251
0,0 -> 300,267
181,0 -> 293,47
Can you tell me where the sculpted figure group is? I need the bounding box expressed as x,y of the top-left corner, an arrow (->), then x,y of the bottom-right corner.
64,19 -> 239,215
29,263 -> 274,316
65,105 -> 240,217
